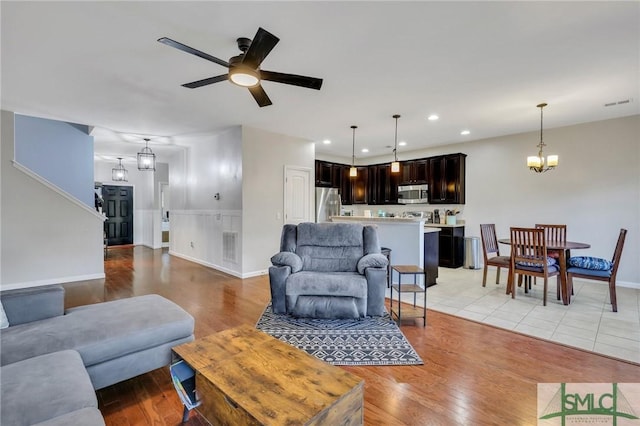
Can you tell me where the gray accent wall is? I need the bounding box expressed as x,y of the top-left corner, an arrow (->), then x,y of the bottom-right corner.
14,114 -> 94,207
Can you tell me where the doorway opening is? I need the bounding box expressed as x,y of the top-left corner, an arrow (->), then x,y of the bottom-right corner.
160,182 -> 170,247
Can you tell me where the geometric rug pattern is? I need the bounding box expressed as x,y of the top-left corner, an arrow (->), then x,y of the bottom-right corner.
255,304 -> 423,366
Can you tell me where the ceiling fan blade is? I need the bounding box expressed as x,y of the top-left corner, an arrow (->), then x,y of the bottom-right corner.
242,28 -> 279,69
158,37 -> 230,68
248,84 -> 273,107
260,70 -> 323,90
182,74 -> 229,89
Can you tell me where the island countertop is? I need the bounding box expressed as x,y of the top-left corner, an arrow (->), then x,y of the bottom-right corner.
330,215 -> 422,223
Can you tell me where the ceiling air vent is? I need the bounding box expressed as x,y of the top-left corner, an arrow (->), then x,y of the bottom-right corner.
604,98 -> 633,107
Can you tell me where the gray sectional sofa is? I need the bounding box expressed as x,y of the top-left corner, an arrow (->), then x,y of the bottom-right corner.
0,285 -> 195,425
269,222 -> 388,319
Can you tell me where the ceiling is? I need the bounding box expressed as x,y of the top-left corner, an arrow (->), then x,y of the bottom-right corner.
2,2 -> 638,164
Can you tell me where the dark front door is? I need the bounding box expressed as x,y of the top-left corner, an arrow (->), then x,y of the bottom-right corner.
103,185 -> 133,246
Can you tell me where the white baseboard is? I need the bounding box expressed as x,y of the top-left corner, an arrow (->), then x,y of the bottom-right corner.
167,251 -> 268,279
0,273 -> 106,291
168,251 -> 242,278
241,269 -> 269,279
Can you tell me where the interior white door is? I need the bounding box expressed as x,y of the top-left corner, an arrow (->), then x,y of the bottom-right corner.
284,166 -> 312,224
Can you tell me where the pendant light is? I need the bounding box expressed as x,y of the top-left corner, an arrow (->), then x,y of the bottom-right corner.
137,138 -> 156,171
391,114 -> 401,173
112,157 -> 128,182
527,103 -> 558,173
349,125 -> 358,178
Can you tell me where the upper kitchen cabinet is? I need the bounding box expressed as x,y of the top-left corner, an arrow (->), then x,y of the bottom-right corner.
350,166 -> 369,204
367,163 -> 400,205
315,160 -> 346,189
399,159 -> 429,185
338,165 -> 352,205
315,160 -> 333,187
429,153 -> 466,204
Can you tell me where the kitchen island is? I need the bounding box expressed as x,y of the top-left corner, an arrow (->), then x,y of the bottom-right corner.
331,216 -> 440,286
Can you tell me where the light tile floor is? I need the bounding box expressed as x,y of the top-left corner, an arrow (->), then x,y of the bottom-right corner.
387,267 -> 640,364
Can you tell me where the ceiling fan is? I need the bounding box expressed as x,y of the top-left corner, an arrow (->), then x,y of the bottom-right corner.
158,27 -> 323,107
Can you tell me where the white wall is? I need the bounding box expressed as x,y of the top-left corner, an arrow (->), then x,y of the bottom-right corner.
241,126 -> 315,276
165,125 -> 314,278
168,127 -> 244,275
1,110 -> 105,289
321,115 -> 640,285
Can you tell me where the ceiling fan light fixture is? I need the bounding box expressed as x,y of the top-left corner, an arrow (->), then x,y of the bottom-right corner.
229,66 -> 260,87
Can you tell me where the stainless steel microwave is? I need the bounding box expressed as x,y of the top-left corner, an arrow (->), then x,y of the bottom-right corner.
397,184 -> 429,204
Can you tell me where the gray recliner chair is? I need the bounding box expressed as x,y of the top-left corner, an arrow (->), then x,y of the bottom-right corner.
268,222 -> 389,319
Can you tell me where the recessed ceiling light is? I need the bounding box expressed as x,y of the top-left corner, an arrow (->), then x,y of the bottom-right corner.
361,148 -> 369,153
399,141 -> 407,146
461,130 -> 470,135
322,139 -> 331,144
428,114 -> 439,121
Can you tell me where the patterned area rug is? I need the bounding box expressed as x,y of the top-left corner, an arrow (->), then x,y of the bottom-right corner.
255,304 -> 423,366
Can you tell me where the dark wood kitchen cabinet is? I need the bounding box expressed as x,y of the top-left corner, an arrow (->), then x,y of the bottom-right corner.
423,230 -> 440,286
429,153 -> 466,204
367,163 -> 400,205
315,160 -> 333,187
399,159 -> 429,185
438,226 -> 465,268
350,166 -> 369,204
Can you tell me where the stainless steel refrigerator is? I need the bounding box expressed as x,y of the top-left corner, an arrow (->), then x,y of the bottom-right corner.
316,187 -> 341,222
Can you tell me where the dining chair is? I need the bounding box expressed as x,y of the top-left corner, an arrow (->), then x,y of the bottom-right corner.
535,224 -> 567,299
508,227 -> 560,306
567,228 -> 627,312
479,224 -> 511,286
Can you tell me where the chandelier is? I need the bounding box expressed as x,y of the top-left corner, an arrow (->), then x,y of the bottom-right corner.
137,138 -> 156,171
527,103 -> 558,173
391,114 -> 401,173
349,125 -> 358,177
112,157 -> 128,182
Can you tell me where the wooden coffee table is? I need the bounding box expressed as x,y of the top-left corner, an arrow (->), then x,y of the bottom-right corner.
172,324 -> 364,425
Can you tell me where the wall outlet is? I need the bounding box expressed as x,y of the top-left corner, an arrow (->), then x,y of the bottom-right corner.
276,212 -> 282,220
190,241 -> 194,248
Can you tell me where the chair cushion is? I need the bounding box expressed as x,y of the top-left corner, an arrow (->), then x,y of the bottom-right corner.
516,264 -> 559,274
286,271 -> 368,299
567,266 -> 612,278
487,255 -> 510,266
295,222 -> 365,272
568,256 -> 612,271
516,256 -> 557,268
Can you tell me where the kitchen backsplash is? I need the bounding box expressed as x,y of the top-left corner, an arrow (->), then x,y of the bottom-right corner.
343,204 -> 465,223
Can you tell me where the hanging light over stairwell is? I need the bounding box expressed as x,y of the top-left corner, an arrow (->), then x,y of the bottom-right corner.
112,157 -> 128,182
137,138 -> 156,171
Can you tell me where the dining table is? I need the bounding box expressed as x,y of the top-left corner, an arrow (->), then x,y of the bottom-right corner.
498,238 -> 590,305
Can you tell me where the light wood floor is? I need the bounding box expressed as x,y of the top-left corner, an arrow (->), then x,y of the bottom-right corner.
63,246 -> 640,426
